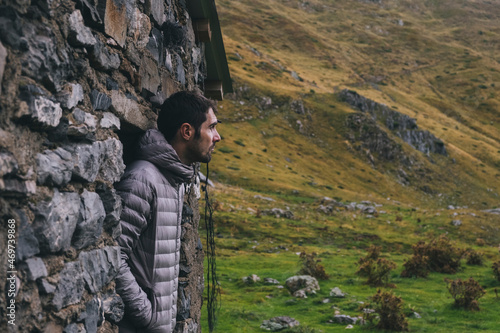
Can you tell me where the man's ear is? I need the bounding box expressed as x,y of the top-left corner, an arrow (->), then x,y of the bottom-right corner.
178,123 -> 194,141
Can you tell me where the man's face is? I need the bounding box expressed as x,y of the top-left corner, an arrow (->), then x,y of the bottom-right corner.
188,108 -> 221,163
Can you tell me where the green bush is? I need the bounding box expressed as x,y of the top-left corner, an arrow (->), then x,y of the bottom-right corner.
401,236 -> 462,278
400,250 -> 430,278
445,277 -> 486,311
298,252 -> 329,280
464,249 -> 484,266
356,246 -> 397,287
360,289 -> 409,331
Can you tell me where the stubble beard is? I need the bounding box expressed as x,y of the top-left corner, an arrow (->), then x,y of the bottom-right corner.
199,144 -> 215,163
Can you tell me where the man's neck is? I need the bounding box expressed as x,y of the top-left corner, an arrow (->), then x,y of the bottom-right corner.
170,140 -> 192,165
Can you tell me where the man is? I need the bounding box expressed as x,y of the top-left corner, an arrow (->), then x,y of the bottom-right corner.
115,91 -> 221,333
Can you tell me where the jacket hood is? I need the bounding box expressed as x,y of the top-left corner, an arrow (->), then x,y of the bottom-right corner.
135,129 -> 194,183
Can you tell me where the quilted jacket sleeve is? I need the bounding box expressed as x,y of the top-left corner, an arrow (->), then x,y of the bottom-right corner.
115,173 -> 154,328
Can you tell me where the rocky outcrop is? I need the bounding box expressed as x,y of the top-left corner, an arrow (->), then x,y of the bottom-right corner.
340,89 -> 447,156
261,208 -> 295,219
261,316 -> 300,331
285,275 -> 320,298
316,197 -> 380,216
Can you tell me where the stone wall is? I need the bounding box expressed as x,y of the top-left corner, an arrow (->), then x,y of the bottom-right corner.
0,0 -> 208,331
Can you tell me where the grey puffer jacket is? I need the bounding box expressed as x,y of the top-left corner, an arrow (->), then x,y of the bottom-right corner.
115,129 -> 194,333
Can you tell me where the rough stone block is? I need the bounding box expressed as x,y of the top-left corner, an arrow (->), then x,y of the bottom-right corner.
146,28 -> 163,64
0,179 -> 36,197
68,10 -> 97,47
16,209 -> 40,261
16,21 -> 71,92
27,96 -> 63,128
89,39 -> 121,71
147,0 -> 165,26
79,246 -> 120,293
130,8 -> 151,49
181,203 -> 193,225
192,46 -> 202,84
65,141 -> 104,182
36,147 -> 73,187
102,294 -> 124,324
110,90 -> 154,130
23,257 -> 48,281
99,138 -> 125,183
72,190 -> 106,250
68,108 -> 97,138
161,70 -> 180,100
81,296 -> 103,333
174,318 -> 198,333
175,53 -> 186,85
32,189 -> 81,253
106,77 -> 119,90
38,278 -> 56,294
52,261 -> 84,310
96,183 -> 122,229
57,83 -> 84,109
90,89 -> 112,111
176,281 -> 191,321
0,151 -> 19,177
100,112 -> 120,130
165,50 -> 173,72
76,0 -> 103,26
72,107 -> 97,126
139,56 -> 160,95
103,0 -> 129,48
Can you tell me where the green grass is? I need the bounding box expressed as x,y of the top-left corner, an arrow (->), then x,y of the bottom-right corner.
199,186 -> 500,332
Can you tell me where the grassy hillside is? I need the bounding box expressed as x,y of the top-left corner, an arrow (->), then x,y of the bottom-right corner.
211,0 -> 500,208
200,0 -> 500,332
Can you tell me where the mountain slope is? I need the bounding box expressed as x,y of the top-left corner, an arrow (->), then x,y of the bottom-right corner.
200,2 -> 500,331
210,0 -> 500,209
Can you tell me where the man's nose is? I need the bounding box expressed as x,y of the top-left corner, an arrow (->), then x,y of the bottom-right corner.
214,129 -> 221,142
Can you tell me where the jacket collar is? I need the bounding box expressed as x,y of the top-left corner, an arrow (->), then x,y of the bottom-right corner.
135,129 -> 194,183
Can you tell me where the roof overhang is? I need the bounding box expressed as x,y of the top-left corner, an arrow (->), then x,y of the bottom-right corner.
186,0 -> 233,100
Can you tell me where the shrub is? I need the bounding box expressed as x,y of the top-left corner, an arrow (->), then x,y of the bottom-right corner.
400,251 -> 430,278
298,252 -> 329,280
360,290 -> 409,331
401,236 -> 462,278
464,249 -> 484,266
476,238 -> 486,246
445,277 -> 486,311
356,246 -> 397,287
422,235 -> 463,273
493,261 -> 500,282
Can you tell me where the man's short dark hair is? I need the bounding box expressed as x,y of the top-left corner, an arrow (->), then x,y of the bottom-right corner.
158,91 -> 217,142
